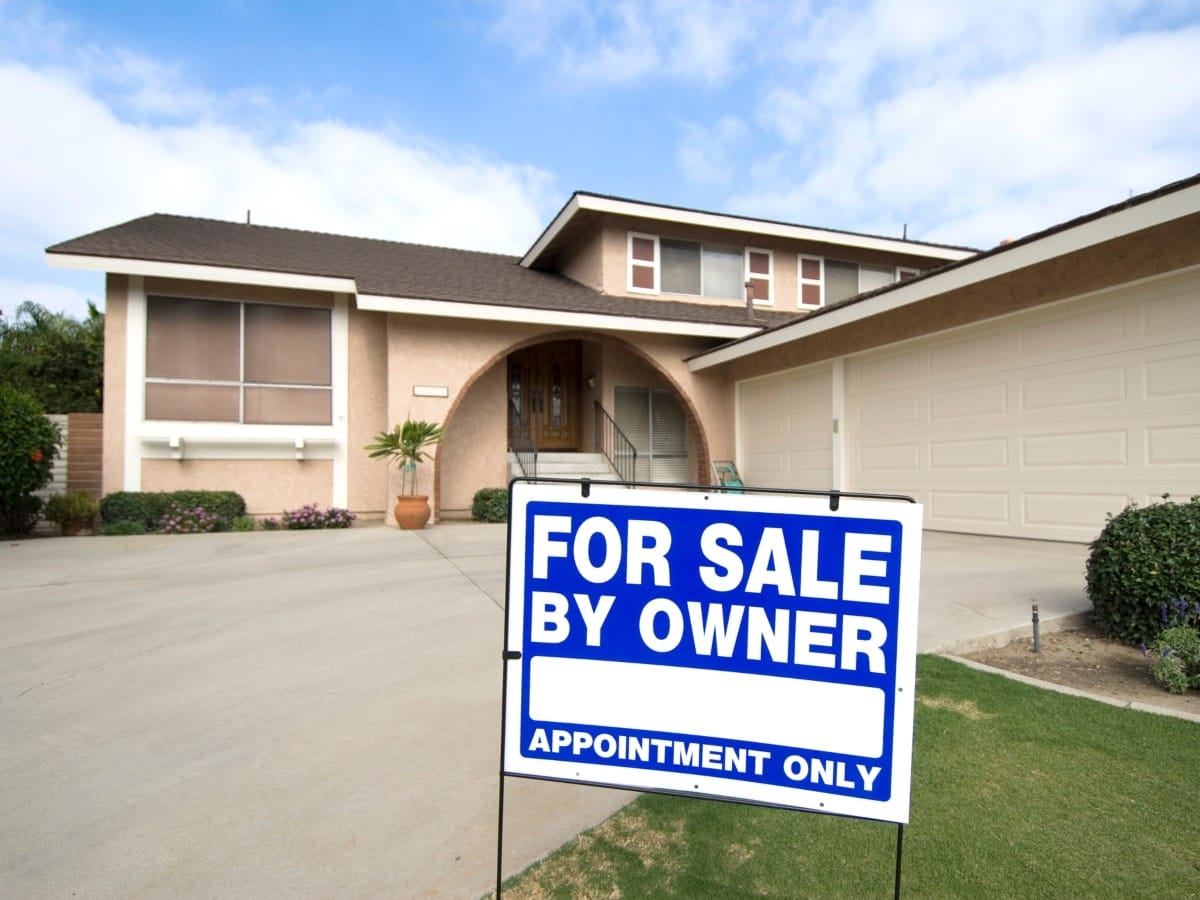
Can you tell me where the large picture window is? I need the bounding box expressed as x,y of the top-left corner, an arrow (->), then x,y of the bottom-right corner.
145,297 -> 332,424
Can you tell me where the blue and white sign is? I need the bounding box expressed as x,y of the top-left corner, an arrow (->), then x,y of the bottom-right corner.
502,481 -> 923,824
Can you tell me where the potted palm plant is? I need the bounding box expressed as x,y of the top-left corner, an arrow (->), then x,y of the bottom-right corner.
365,419 -> 444,529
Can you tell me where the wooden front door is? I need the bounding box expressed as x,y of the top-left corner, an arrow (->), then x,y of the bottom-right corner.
508,341 -> 581,450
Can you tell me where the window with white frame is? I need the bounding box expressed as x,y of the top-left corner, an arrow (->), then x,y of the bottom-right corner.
799,256 -> 823,307
798,258 -> 920,308
746,248 -> 773,303
145,296 -> 332,424
628,232 -> 659,292
628,231 -> 773,301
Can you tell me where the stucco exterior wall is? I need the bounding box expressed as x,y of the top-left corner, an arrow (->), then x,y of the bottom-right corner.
347,307 -> 389,514
102,275 -> 128,496
556,222 -> 604,291
439,363 -> 508,517
141,459 -> 333,514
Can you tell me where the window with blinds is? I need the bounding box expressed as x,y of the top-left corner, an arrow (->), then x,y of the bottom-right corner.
613,386 -> 689,483
145,297 -> 332,424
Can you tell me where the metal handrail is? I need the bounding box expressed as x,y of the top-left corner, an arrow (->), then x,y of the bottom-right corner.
593,401 -> 638,483
508,399 -> 538,479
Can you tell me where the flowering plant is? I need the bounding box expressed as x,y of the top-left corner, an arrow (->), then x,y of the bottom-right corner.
160,502 -> 219,534
280,503 -> 356,530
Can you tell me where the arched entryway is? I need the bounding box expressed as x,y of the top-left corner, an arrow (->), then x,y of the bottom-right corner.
436,331 -> 714,519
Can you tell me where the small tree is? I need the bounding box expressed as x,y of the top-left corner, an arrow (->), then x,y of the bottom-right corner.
0,301 -> 104,412
0,385 -> 62,534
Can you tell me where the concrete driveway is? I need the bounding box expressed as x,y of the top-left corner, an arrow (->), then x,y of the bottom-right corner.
0,524 -> 1090,898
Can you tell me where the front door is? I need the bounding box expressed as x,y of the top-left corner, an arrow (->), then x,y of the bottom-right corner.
508,341 -> 581,450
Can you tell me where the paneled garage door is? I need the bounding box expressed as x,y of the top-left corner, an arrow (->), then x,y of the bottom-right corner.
846,270 -> 1200,541
737,363 -> 833,491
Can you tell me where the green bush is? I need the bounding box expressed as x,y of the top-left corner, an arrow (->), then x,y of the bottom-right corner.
1086,496 -> 1200,646
0,385 -> 61,535
100,490 -> 247,531
232,515 -> 257,532
100,520 -> 147,536
471,487 -> 509,523
1149,626 -> 1200,694
43,490 -> 100,524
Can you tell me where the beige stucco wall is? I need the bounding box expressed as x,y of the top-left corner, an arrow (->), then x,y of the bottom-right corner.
102,275 -> 128,496
439,363 -> 508,517
347,307 -> 389,514
556,222 -> 604,291
141,459 -> 333,514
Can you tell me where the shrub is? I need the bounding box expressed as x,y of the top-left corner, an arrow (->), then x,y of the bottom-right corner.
160,502 -> 219,534
262,517 -> 281,531
43,491 -> 100,524
99,491 -> 168,529
1148,625 -> 1200,695
0,385 -> 61,535
280,503 -> 357,530
472,487 -> 509,523
100,520 -> 147,536
1086,496 -> 1200,646
232,515 -> 257,532
100,490 -> 246,531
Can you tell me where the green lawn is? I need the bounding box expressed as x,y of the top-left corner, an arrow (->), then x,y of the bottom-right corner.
495,656 -> 1200,899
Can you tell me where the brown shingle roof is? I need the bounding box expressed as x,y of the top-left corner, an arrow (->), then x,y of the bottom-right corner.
48,214 -> 797,329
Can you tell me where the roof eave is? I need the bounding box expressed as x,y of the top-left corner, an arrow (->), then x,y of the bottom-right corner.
520,192 -> 978,269
356,293 -> 762,339
45,251 -> 358,294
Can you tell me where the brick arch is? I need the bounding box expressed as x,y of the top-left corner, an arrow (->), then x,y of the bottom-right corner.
432,330 -> 712,517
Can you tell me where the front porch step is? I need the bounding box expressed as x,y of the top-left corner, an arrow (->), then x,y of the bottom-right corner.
508,451 -> 620,482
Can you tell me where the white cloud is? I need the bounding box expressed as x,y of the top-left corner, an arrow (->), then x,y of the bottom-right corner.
735,5 -> 1200,246
488,0 -> 767,85
0,25 -> 558,318
677,116 -> 748,184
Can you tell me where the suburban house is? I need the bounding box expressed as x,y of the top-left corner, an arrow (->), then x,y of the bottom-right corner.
46,174 -> 1200,542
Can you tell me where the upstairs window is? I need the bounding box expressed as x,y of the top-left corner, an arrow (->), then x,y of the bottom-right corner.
630,231 -> 772,301
628,232 -> 659,293
800,259 -> 919,308
746,248 -> 773,304
145,297 -> 332,425
799,256 -> 823,307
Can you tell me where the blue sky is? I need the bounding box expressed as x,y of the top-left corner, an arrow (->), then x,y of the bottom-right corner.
2,0 -> 1199,320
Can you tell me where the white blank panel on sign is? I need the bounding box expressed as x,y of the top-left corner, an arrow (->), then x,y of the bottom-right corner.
529,656 -> 885,758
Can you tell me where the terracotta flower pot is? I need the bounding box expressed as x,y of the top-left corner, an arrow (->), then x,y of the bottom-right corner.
393,495 -> 431,530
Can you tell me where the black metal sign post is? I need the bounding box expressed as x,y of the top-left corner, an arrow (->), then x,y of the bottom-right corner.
495,478 -> 920,899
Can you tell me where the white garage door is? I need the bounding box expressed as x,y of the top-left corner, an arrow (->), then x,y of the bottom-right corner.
846,270 -> 1200,541
737,363 -> 833,491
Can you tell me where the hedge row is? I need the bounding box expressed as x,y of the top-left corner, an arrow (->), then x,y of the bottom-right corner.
100,490 -> 247,531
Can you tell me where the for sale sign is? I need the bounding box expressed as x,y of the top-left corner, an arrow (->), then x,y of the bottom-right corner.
501,481 -> 923,824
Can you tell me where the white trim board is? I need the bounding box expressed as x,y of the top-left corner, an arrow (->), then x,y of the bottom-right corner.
355,294 -> 760,339
522,193 -> 975,269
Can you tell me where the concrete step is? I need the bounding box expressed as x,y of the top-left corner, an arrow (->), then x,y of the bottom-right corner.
508,452 -> 618,481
